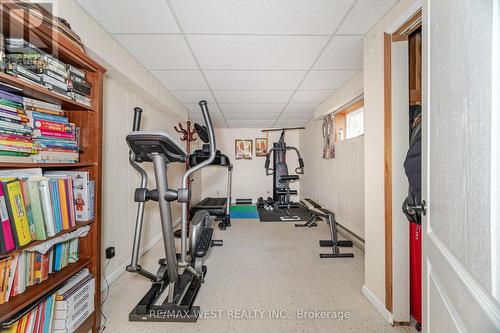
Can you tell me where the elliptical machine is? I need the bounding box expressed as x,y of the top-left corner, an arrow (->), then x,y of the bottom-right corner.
263,127 -> 305,221
125,101 -> 222,323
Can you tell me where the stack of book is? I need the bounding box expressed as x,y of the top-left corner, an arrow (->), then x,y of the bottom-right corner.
0,88 -> 36,163
2,38 -> 92,107
0,168 -> 90,253
67,66 -> 91,107
25,99 -> 80,164
53,268 -> 94,333
0,237 -> 80,304
4,38 -> 44,88
0,268 -> 92,333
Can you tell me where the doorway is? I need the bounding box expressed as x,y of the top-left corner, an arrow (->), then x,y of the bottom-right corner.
384,7 -> 422,329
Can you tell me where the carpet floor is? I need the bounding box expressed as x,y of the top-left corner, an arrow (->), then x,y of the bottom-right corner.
102,219 -> 415,333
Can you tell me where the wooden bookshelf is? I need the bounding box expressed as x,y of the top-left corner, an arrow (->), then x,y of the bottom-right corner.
0,2 -> 105,332
0,259 -> 91,322
0,221 -> 93,257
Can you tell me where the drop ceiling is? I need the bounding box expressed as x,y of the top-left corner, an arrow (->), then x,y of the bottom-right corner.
77,0 -> 398,128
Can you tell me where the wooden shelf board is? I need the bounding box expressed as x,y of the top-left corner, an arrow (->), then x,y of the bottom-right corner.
0,73 -> 94,111
0,259 -> 90,322
0,221 -> 93,257
0,162 -> 97,168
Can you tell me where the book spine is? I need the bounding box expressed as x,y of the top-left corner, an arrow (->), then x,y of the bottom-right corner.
27,111 -> 68,124
0,90 -> 23,104
3,180 -> 32,247
0,183 -> 15,252
34,119 -> 72,133
34,130 -> 74,139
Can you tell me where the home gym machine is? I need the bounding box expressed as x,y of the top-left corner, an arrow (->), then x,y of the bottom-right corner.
125,101 -> 222,322
189,143 -> 232,230
300,198 -> 353,258
263,127 -> 305,221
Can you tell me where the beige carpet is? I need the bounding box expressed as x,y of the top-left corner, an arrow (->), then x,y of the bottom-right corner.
102,219 -> 414,333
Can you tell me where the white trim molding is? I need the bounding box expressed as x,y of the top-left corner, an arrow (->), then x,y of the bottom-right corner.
362,285 -> 394,324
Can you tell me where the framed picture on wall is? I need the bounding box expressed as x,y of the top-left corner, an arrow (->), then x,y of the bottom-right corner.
235,139 -> 253,160
255,138 -> 268,157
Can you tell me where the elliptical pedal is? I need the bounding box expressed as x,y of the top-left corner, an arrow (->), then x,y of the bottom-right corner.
194,228 -> 214,257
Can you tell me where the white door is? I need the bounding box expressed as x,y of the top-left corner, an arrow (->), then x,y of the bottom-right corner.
422,0 -> 500,332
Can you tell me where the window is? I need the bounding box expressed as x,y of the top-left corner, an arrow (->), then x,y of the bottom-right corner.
346,107 -> 364,139
334,99 -> 364,142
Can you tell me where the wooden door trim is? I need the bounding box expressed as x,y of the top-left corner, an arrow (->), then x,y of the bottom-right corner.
384,32 -> 393,313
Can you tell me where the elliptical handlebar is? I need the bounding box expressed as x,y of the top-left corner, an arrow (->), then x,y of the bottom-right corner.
179,100 -> 217,267
132,107 -> 143,131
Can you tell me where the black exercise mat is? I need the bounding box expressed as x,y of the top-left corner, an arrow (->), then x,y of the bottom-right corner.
258,204 -> 310,222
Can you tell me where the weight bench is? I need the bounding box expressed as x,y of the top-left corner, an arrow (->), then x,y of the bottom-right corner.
299,198 -> 354,258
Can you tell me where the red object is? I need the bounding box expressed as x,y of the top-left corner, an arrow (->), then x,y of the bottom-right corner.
410,221 -> 422,323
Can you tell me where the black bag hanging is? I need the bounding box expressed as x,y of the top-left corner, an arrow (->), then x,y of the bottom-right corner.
403,105 -> 422,223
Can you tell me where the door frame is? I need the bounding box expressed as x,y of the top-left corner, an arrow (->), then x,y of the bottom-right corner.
383,5 -> 422,324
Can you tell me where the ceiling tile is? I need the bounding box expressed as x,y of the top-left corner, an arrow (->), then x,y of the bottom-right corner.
114,35 -> 197,70
171,91 -> 215,104
284,103 -> 318,113
213,91 -> 293,104
313,36 -> 363,70
186,103 -> 218,112
300,70 -> 358,90
274,120 -> 309,127
188,35 -> 328,70
77,0 -> 179,33
290,90 -> 334,103
170,0 -> 354,34
151,70 -> 208,90
188,110 -> 224,120
204,71 -> 305,90
219,104 -> 285,113
224,113 -> 280,120
337,0 -> 399,35
277,112 -> 313,120
227,120 -> 274,128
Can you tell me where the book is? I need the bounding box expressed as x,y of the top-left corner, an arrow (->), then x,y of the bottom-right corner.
38,178 -> 56,237
27,178 -> 47,240
49,178 -> 62,233
33,129 -> 74,140
26,110 -> 68,124
34,119 -> 73,133
2,179 -> 32,247
0,182 -> 15,253
57,178 -> 70,230
45,172 -> 93,222
19,179 -> 37,241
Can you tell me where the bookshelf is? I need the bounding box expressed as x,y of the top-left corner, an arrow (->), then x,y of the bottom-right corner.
0,2 -> 105,332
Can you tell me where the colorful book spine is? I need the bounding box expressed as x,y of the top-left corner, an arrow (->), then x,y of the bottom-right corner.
57,179 -> 70,230
2,179 -> 32,247
33,119 -> 72,133
0,182 -> 15,252
33,129 -> 74,139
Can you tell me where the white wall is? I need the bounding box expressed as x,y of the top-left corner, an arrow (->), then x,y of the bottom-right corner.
314,70 -> 364,119
300,121 -> 365,238
200,128 -> 301,203
53,0 -> 189,283
362,0 -> 422,320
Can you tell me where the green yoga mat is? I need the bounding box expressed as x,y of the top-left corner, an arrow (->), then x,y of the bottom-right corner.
230,205 -> 259,218
231,205 -> 257,212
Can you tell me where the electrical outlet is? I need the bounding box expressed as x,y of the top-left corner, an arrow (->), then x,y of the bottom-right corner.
106,246 -> 115,259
